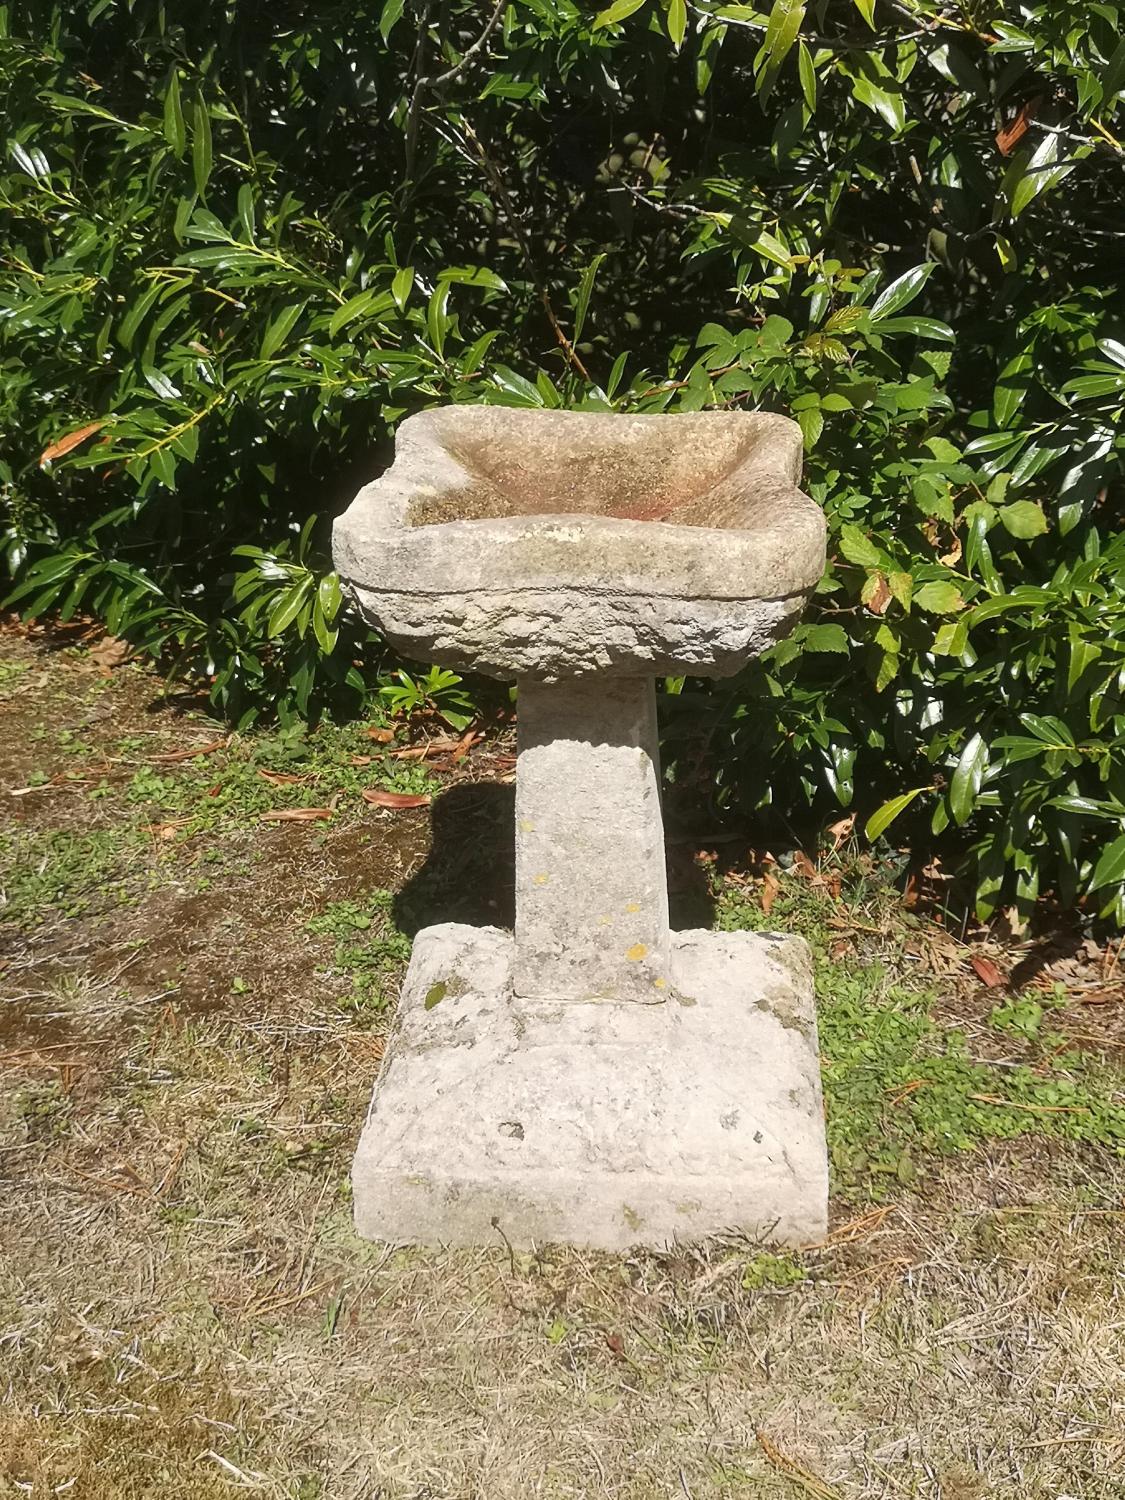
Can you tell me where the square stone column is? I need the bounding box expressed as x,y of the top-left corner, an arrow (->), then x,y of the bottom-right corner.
513,676 -> 669,1001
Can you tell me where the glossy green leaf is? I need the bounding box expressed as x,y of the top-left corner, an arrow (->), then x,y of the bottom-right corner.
392,266 -> 414,310
594,0 -> 648,28
163,71 -> 186,157
437,265 -> 508,291
949,732 -> 987,826
865,786 -> 927,842
427,282 -> 451,359
259,301 -> 305,360
191,98 -> 212,197
318,572 -> 342,621
1091,834 -> 1125,891
267,580 -> 311,638
871,265 -> 935,320
872,316 -> 954,341
797,42 -> 816,110
573,252 -> 606,346
763,0 -> 805,68
491,365 -> 543,405
849,75 -> 905,131
328,287 -> 396,338
993,351 -> 1032,428
379,0 -> 405,38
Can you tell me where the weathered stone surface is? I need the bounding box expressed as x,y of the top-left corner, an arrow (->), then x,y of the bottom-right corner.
338,405 -> 831,1252
333,407 -> 826,681
352,923 -> 829,1251
514,675 -> 669,1001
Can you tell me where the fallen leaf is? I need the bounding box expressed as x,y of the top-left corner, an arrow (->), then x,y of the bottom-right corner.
1078,988 -> 1124,1007
260,806 -> 334,822
970,954 -> 1006,988
451,729 -> 480,762
366,726 -> 394,743
87,634 -> 134,672
760,871 -> 780,916
349,755 -> 374,767
604,1331 -> 625,1357
390,735 -> 474,762
146,818 -> 191,841
39,420 -> 106,466
151,737 -> 228,764
826,815 -> 855,849
257,768 -> 308,785
792,850 -> 818,881
1001,904 -> 1029,938
361,789 -> 431,809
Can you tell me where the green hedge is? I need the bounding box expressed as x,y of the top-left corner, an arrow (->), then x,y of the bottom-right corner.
2,0 -> 1124,924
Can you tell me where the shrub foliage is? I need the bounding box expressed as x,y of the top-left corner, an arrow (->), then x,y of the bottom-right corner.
2,0 -> 1124,923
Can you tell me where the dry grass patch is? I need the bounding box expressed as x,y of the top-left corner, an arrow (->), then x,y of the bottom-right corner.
2,627 -> 1125,1498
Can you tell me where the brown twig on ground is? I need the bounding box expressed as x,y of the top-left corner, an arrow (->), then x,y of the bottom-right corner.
756,1431 -> 840,1500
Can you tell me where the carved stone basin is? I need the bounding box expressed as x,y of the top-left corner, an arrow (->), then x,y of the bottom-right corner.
332,407 -> 826,680
333,407 -> 830,1253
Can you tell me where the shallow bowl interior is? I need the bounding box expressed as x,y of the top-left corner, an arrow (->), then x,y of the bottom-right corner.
403,409 -> 798,529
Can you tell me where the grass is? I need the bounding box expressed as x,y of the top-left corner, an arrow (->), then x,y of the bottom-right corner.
0,826 -> 137,925
306,893 -> 412,1024
716,873 -> 1125,1197
2,626 -> 1124,1498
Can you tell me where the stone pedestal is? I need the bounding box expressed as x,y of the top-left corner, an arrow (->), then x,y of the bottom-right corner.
514,676 -> 669,1001
352,924 -> 827,1250
333,407 -> 832,1250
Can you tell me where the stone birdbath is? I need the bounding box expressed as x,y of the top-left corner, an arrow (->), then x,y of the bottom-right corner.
333,407 -> 828,1250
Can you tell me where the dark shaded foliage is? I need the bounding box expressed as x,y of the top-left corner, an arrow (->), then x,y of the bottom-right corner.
2,0 -> 1123,921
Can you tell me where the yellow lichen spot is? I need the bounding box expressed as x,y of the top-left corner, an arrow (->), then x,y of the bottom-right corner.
533,872 -> 550,886
625,943 -> 648,962
624,902 -> 640,914
598,914 -> 612,925
652,977 -> 666,990
518,819 -> 535,833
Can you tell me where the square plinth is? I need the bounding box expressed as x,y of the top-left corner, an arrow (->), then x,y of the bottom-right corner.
351,924 -> 828,1250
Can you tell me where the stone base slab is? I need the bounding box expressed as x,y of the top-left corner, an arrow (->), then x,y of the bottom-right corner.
352,923 -> 828,1251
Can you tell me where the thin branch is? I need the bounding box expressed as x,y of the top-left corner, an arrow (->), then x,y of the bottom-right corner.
1027,117 -> 1124,156
425,0 -> 506,88
607,180 -> 712,221
403,0 -> 506,186
448,114 -> 594,383
402,0 -> 433,188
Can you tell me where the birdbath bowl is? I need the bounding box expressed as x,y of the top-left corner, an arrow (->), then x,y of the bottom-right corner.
334,408 -> 830,1250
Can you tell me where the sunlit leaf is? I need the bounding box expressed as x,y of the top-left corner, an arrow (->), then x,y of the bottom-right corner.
866,786 -> 927,842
